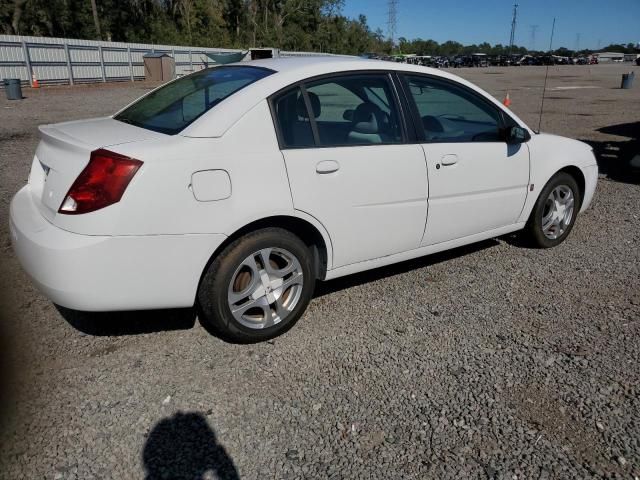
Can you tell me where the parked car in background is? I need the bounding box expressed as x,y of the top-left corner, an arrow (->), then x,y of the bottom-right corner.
434,56 -> 450,68
488,55 -> 508,66
471,53 -> 489,67
10,57 -> 598,342
406,55 -> 434,67
509,55 -> 522,66
540,55 -> 557,66
453,56 -> 468,68
520,55 -> 542,66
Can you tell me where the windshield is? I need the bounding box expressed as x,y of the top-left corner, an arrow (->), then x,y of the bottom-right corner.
114,66 -> 274,135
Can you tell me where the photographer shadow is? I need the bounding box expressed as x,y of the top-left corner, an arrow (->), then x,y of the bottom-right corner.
143,411 -> 240,480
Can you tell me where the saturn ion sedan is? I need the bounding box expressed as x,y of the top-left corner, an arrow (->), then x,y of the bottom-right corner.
10,57 -> 598,342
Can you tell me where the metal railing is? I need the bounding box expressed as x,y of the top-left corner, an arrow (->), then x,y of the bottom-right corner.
0,35 -> 339,87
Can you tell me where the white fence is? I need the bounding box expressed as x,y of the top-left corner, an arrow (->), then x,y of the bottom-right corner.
0,35 -> 338,87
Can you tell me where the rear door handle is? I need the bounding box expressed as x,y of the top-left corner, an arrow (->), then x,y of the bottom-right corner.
441,154 -> 458,166
316,160 -> 340,174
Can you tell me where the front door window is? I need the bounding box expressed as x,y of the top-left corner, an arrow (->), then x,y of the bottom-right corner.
405,75 -> 503,143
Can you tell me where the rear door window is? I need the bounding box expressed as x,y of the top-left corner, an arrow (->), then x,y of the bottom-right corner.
305,74 -> 403,146
272,87 -> 315,148
271,73 -> 408,149
115,66 -> 273,135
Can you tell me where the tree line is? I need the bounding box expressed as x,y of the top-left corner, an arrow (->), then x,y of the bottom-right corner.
398,37 -> 638,58
397,38 -> 529,57
1,0 -> 387,55
1,1 -> 636,57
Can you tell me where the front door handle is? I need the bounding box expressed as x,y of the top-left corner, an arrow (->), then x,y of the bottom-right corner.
316,160 -> 340,174
441,154 -> 458,166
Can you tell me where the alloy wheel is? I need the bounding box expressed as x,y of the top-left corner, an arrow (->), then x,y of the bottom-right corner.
541,185 -> 575,240
227,248 -> 304,329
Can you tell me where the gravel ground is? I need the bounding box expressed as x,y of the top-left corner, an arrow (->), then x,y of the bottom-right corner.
0,64 -> 639,479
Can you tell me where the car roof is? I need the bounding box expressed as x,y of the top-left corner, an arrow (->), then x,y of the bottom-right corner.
242,55 -> 451,77
244,55 -> 393,73
181,56 -> 529,138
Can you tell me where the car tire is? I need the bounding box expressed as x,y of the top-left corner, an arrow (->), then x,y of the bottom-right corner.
524,172 -> 581,248
197,228 -> 316,343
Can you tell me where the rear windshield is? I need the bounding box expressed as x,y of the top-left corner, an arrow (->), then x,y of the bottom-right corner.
114,66 -> 274,135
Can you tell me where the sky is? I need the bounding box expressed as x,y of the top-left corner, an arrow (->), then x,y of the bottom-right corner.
342,0 -> 640,50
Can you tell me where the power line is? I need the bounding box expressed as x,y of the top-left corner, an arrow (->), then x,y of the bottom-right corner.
529,25 -> 539,51
537,17 -> 556,133
508,3 -> 519,55
387,0 -> 398,49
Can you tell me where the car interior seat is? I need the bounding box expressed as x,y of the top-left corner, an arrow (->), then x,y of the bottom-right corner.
347,103 -> 392,144
421,115 -> 445,141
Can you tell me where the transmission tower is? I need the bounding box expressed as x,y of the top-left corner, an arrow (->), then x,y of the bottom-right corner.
387,0 -> 398,52
529,25 -> 539,51
508,3 -> 519,55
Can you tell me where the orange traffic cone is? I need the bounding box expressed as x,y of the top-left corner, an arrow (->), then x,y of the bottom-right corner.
31,72 -> 39,88
503,92 -> 511,107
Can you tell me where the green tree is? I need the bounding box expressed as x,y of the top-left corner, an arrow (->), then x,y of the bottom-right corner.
0,0 -> 591,58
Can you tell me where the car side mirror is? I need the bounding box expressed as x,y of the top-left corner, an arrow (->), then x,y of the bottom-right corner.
506,126 -> 531,144
343,109 -> 354,121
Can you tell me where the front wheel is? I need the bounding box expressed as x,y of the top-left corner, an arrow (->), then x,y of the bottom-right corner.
197,228 -> 316,343
524,172 -> 581,248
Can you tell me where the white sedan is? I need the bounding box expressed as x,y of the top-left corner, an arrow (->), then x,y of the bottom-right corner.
10,57 -> 598,342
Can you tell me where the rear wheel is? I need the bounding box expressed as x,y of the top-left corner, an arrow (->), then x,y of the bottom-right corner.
524,172 -> 580,248
197,228 -> 316,343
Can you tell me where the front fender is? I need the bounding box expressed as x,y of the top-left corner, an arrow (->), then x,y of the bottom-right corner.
517,133 -> 598,223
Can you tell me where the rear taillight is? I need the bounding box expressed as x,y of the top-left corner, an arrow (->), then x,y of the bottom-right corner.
59,149 -> 142,215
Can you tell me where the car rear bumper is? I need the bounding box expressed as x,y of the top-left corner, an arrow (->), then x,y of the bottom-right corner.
10,186 -> 226,311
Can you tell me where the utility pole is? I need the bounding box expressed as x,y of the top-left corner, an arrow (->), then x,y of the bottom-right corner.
529,25 -> 539,51
508,3 -> 519,56
574,33 -> 581,53
90,0 -> 102,40
387,0 -> 398,54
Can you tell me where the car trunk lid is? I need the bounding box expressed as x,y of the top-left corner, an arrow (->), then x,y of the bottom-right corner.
30,117 -> 163,222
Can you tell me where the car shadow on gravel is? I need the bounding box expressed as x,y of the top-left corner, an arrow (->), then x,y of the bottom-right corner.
56,305 -> 196,336
315,239 -> 499,297
143,411 -> 239,480
57,240 -> 499,340
580,121 -> 640,185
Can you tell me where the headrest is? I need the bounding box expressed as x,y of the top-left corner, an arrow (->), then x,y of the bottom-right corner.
422,115 -> 444,132
352,103 -> 381,135
297,92 -> 321,119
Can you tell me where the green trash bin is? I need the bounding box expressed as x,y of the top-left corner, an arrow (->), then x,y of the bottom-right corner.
3,78 -> 23,100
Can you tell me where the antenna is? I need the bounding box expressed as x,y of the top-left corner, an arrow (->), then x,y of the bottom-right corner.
537,18 -> 556,133
387,0 -> 399,52
508,3 -> 519,56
